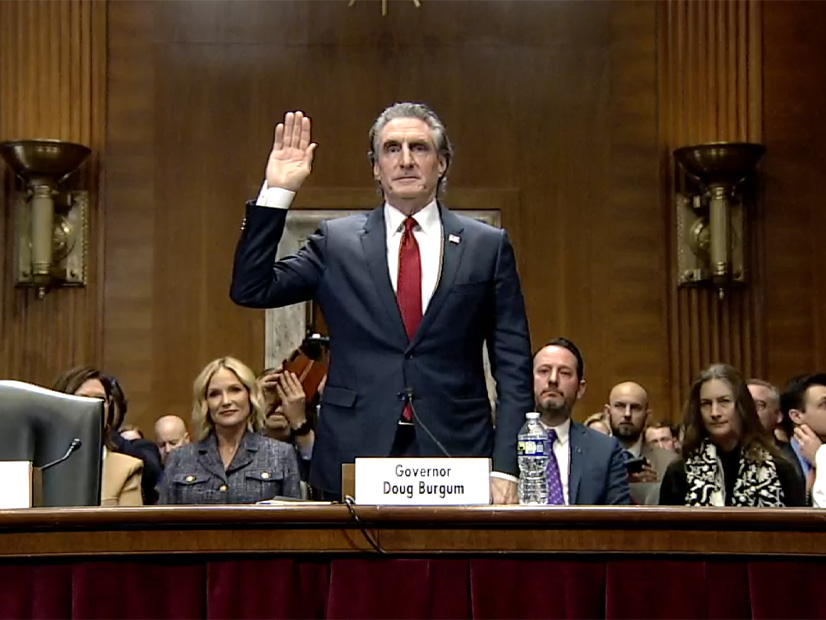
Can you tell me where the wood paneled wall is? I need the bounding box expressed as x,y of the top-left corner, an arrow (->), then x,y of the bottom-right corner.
1,0 -> 825,438
0,0 -> 107,385
659,0 -> 764,416
762,0 -> 826,384
103,0 -> 667,433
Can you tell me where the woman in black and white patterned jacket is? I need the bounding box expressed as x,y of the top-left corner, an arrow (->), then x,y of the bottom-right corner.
659,363 -> 804,507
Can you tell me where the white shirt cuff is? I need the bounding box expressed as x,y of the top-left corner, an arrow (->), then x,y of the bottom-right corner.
490,471 -> 518,483
813,445 -> 826,508
814,444 -> 826,470
256,180 -> 295,209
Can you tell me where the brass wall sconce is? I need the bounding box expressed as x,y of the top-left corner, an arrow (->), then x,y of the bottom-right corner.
0,139 -> 91,299
674,142 -> 765,298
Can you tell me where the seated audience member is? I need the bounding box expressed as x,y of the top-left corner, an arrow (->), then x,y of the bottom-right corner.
584,412 -> 611,436
750,377 -> 803,484
748,379 -> 784,441
257,368 -> 315,482
644,421 -> 678,453
605,382 -> 677,504
154,415 -> 191,465
660,364 -> 805,507
105,374 -> 163,504
52,367 -> 143,507
159,357 -> 300,504
120,425 -> 143,441
782,373 -> 826,499
533,338 -> 630,505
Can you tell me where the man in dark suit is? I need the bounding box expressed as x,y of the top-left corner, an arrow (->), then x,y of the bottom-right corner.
230,105 -> 533,503
533,338 -> 630,505
604,381 -> 677,504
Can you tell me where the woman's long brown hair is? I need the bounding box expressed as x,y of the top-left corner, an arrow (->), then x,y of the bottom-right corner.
681,363 -> 780,462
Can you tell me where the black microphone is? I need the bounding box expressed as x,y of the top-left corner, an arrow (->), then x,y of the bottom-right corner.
399,387 -> 452,458
40,438 -> 82,471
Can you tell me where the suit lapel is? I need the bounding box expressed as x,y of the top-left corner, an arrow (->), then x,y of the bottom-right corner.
360,207 -> 408,345
226,432 -> 257,474
197,435 -> 228,482
568,422 -> 586,505
410,204 -> 465,349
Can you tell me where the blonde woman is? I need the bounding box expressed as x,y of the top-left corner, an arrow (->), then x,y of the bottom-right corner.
159,357 -> 300,504
583,412 -> 612,436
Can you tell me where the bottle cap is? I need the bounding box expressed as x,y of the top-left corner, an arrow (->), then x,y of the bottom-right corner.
525,411 -> 540,420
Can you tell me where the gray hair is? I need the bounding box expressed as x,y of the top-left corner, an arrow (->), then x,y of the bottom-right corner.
747,378 -> 780,406
367,102 -> 453,195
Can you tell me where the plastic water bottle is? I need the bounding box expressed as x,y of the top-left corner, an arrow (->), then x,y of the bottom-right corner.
517,411 -> 549,505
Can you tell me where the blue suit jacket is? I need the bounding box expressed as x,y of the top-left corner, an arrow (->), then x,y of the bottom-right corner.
230,202 -> 534,494
568,421 -> 631,505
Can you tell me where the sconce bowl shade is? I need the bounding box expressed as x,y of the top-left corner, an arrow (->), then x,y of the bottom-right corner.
674,142 -> 765,186
0,139 -> 91,185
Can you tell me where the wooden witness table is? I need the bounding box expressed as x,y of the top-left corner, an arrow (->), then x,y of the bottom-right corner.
0,505 -> 823,618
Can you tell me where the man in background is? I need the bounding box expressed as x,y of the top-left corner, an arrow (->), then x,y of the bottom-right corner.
782,373 -> 826,495
605,381 -> 676,504
154,415 -> 190,465
533,338 -> 630,505
644,422 -> 678,453
748,378 -> 784,442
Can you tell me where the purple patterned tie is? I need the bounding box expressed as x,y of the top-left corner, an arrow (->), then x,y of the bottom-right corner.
546,429 -> 565,505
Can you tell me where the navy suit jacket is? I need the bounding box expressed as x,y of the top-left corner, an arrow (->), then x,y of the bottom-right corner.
230,202 -> 534,494
568,421 -> 631,505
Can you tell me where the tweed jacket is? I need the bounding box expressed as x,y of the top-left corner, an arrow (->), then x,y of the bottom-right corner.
159,431 -> 300,504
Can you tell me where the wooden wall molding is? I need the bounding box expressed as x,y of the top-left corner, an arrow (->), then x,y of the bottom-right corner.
659,0 -> 765,414
0,0 -> 107,386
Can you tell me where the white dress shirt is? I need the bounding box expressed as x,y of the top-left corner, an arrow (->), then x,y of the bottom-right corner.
383,200 -> 441,314
812,445 -> 826,508
257,183 -> 442,314
625,436 -> 643,458
541,417 -> 572,505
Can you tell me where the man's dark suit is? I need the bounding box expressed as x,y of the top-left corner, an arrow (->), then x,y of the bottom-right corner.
231,202 -> 533,495
568,422 -> 631,505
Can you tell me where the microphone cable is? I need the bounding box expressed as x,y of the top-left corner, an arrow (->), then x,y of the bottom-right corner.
343,495 -> 386,554
341,387 -> 458,555
403,387 -> 453,459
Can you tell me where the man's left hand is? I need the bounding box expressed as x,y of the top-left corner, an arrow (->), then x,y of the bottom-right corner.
490,477 -> 518,505
795,424 -> 822,465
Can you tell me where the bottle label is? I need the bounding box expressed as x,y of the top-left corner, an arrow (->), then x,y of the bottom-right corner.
518,439 -> 548,457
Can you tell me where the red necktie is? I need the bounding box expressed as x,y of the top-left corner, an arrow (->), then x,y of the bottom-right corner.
397,216 -> 421,422
397,216 -> 422,339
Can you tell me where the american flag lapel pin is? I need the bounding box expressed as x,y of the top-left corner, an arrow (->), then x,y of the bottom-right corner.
449,234 -> 461,244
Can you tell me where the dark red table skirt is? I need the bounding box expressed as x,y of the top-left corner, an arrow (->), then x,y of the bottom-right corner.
0,556 -> 821,619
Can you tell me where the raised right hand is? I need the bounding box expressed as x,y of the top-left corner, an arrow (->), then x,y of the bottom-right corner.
266,111 -> 318,192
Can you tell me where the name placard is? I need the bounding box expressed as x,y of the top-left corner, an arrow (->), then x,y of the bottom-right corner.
355,457 -> 491,505
0,461 -> 35,509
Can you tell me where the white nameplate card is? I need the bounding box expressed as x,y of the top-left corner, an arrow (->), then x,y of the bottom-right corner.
355,457 -> 491,505
0,461 -> 35,509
